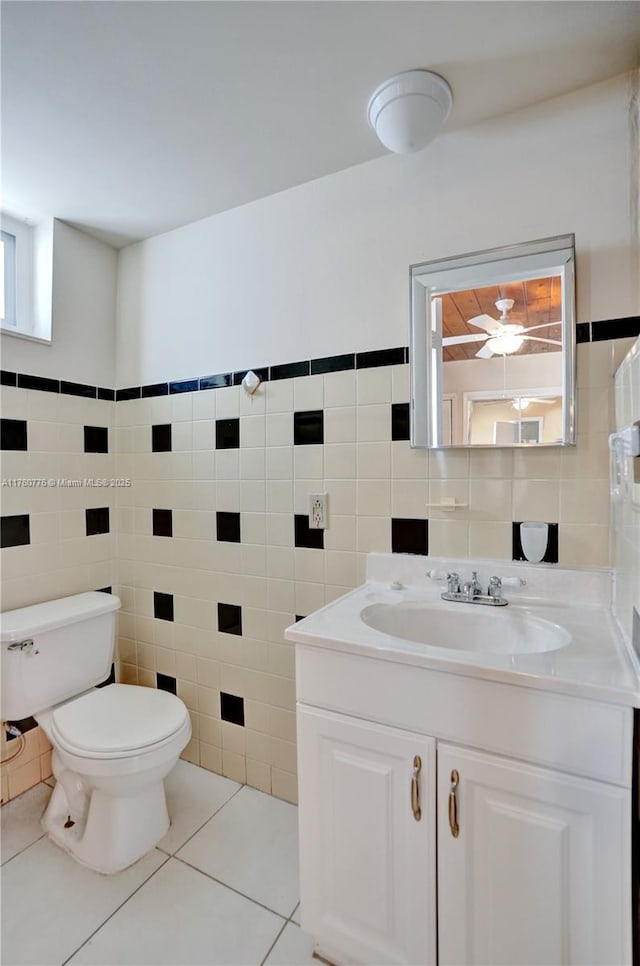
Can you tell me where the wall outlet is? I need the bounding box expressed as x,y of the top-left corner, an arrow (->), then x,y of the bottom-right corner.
309,492 -> 328,529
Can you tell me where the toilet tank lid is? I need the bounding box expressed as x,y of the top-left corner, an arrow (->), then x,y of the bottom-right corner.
0,592 -> 121,644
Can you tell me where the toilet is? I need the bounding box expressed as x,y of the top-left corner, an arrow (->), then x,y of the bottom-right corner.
0,591 -> 191,874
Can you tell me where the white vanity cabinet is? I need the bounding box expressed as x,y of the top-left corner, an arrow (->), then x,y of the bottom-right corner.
437,744 -> 630,966
297,706 -> 437,966
295,644 -> 634,966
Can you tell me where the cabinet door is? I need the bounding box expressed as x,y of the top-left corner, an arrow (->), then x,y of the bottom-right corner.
437,743 -> 631,966
297,704 -> 436,965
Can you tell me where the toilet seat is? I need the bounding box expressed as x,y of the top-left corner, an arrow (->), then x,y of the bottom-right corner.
50,683 -> 188,759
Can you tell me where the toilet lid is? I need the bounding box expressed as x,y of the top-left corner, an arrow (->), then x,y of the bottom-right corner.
51,684 -> 188,755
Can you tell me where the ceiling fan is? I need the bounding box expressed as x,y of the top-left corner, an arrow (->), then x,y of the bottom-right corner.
442,299 -> 562,358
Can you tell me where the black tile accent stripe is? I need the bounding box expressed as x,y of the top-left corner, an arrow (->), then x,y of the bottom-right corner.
97,586 -> 113,594
575,322 -> 590,344
591,316 -> 640,342
152,424 -> 172,452
294,410 -> 324,445
512,521 -> 559,564
170,378 -> 199,394
220,692 -> 245,726
1,419 -> 27,451
218,602 -> 242,636
270,360 -> 310,381
294,514 -> 324,550
60,380 -> 97,399
153,508 -> 173,537
216,418 -> 240,449
5,318 -> 639,406
84,425 -> 109,453
1,514 -> 30,548
85,507 -> 110,536
116,387 -> 141,401
310,353 -> 355,375
391,518 -> 428,556
356,347 -> 405,369
157,672 -> 177,694
141,383 -> 169,398
391,403 -> 410,441
216,511 -> 241,543
200,373 -> 232,390
154,592 -> 174,622
233,367 -> 269,386
18,373 -> 59,393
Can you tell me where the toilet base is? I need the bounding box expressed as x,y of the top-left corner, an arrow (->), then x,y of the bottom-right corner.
43,769 -> 170,874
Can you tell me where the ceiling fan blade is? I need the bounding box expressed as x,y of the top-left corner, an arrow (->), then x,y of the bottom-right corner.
475,344 -> 495,359
442,333 -> 488,346
522,336 -> 563,347
520,322 -> 562,335
467,314 -> 499,333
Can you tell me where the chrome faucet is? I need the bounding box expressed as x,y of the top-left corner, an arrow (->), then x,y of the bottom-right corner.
441,571 -> 508,607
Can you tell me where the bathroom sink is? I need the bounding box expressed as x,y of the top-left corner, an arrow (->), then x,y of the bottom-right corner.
360,600 -> 571,655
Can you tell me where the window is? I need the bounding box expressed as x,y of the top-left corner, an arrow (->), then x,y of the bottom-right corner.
0,212 -> 51,342
0,229 -> 17,326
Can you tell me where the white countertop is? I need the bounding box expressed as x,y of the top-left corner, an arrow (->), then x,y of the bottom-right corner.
286,555 -> 640,707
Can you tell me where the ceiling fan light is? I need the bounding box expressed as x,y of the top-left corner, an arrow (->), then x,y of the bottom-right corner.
486,334 -> 525,355
367,70 -> 453,154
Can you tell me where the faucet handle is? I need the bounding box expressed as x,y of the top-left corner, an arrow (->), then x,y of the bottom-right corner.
446,572 -> 460,594
488,575 -> 502,598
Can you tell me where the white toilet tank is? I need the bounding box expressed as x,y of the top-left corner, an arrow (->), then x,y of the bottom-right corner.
1,592 -> 121,721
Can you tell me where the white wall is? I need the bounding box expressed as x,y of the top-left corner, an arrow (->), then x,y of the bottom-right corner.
1,220 -> 117,387
116,73 -> 637,387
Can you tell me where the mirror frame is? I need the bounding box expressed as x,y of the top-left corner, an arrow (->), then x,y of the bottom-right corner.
410,234 -> 576,448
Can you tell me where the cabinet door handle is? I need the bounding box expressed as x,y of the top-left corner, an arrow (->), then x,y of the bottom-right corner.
411,755 -> 422,821
448,769 -> 460,837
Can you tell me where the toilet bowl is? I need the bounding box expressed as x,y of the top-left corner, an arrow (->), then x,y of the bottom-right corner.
1,592 -> 191,874
37,684 -> 191,874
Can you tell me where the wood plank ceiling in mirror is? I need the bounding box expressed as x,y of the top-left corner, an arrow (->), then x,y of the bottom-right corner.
440,276 -> 562,362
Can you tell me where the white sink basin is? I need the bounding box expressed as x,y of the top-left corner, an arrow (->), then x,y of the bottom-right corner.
360,601 -> 571,655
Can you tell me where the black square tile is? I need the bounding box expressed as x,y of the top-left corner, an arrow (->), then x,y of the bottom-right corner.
7,715 -> 38,735
1,418 -> 27,451
294,514 -> 324,550
310,353 -> 355,375
356,347 -> 405,369
84,425 -> 109,453
391,403 -> 410,441
98,387 -> 116,401
512,522 -> 559,564
216,418 -> 240,449
294,410 -> 324,445
1,514 -> 30,548
217,511 -> 241,543
61,380 -> 96,399
1,370 -> 17,387
154,591 -> 174,622
220,692 -> 245,726
116,387 -> 141,401
157,672 -> 177,694
152,424 -> 172,452
153,508 -> 173,537
270,360 -> 310,380
96,664 -> 116,688
18,373 -> 59,393
391,518 -> 428,556
170,379 -> 199,394
85,507 -> 110,536
218,602 -> 242,636
141,383 -> 169,398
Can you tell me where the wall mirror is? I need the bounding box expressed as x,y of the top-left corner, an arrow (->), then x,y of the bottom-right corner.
410,234 -> 576,448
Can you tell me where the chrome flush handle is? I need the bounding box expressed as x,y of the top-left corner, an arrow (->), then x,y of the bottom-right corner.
7,639 -> 39,655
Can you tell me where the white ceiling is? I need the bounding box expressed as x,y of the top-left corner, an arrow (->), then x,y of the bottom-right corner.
3,1 -> 640,247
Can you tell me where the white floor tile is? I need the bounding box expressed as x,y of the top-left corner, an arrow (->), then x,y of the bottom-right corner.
177,786 -> 299,917
1,782 -> 51,865
264,923 -> 317,965
159,760 -> 241,854
69,857 -> 284,965
1,838 -> 166,966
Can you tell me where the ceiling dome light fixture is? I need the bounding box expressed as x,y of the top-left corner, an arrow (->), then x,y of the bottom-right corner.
367,70 -> 453,154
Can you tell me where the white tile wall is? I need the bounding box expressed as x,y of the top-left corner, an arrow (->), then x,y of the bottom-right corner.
1,337 -> 632,804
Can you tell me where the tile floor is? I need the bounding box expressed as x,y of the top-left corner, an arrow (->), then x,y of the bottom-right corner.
1,762 -> 315,966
